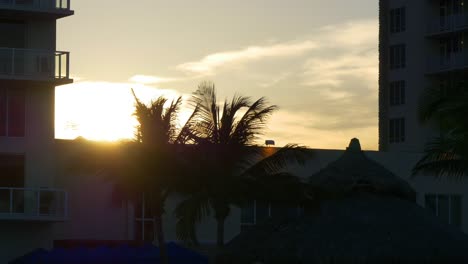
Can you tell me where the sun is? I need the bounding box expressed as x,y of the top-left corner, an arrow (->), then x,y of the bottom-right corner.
55,81 -> 186,142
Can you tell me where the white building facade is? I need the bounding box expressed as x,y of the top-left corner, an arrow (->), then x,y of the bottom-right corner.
379,0 -> 467,152
0,1 -> 73,262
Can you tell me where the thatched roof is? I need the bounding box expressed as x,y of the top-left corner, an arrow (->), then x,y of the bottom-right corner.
217,139 -> 468,263
308,138 -> 416,202
218,194 -> 468,263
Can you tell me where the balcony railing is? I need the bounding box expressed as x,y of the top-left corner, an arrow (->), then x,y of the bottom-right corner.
0,0 -> 71,12
0,48 -> 70,82
427,52 -> 468,74
427,14 -> 468,36
0,187 -> 68,221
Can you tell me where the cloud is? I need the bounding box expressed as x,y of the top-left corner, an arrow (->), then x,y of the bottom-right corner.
318,20 -> 378,48
129,75 -> 177,84
301,50 -> 378,88
177,41 -> 318,75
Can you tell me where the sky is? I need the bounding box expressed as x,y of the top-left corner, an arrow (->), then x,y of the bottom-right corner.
55,0 -> 379,150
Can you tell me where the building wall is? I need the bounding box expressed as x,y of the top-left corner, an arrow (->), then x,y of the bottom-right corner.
53,172 -> 130,241
0,5 -> 70,263
379,0 -> 441,152
26,19 -> 56,50
0,84 -> 56,187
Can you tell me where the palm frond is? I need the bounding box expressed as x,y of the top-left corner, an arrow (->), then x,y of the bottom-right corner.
231,97 -> 278,145
413,134 -> 468,178
175,194 -> 212,245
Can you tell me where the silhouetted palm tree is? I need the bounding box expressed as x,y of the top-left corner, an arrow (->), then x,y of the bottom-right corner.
127,89 -> 202,264
413,85 -> 468,177
174,82 -> 308,247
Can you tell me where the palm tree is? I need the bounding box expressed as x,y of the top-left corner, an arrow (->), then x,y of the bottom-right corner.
128,89 -> 203,263
413,84 -> 468,177
66,90 -> 199,264
174,82 -> 309,247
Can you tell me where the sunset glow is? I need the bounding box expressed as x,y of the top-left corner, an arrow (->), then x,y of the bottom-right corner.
55,81 -> 185,141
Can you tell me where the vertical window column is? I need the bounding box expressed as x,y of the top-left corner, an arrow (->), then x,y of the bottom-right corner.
390,7 -> 406,33
389,118 -> 406,143
389,80 -> 406,106
390,44 -> 406,69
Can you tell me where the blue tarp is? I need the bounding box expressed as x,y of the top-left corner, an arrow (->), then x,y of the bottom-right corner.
11,243 -> 209,264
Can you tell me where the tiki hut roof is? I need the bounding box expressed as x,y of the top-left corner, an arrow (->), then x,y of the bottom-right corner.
308,138 -> 416,202
218,194 -> 468,263
217,139 -> 468,263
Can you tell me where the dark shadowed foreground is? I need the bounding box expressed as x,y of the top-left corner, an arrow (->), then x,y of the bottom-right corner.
217,139 -> 468,263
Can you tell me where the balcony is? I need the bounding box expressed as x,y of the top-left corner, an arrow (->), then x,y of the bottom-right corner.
0,48 -> 71,84
427,14 -> 468,37
0,0 -> 73,19
0,187 -> 68,221
427,52 -> 468,74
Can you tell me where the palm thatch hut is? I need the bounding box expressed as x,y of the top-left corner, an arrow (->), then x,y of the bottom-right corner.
217,139 -> 468,263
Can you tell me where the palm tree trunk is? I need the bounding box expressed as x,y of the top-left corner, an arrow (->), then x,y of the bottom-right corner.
154,215 -> 169,264
216,217 -> 225,247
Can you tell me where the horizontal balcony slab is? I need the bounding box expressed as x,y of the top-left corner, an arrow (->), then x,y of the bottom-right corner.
427,14 -> 468,37
0,0 -> 73,19
427,53 -> 468,75
0,48 -> 72,85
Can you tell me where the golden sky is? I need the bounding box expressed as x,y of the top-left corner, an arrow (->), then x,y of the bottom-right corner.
55,0 -> 379,150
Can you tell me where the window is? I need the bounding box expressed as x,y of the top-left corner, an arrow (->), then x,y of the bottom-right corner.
425,194 -> 462,227
389,44 -> 406,69
389,81 -> 406,106
241,200 -> 303,231
134,193 -> 154,242
390,7 -> 406,33
0,155 -> 24,213
0,88 -> 25,137
389,118 -> 405,143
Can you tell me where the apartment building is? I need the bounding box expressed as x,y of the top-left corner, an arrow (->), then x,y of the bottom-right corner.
0,0 -> 73,262
379,0 -> 467,152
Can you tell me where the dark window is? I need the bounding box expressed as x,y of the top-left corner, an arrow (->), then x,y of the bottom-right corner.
0,88 -> 25,137
389,118 -> 405,143
0,155 -> 24,213
390,7 -> 406,33
425,194 -> 462,227
389,44 -> 406,69
241,200 -> 255,224
0,88 -> 6,137
389,81 -> 406,106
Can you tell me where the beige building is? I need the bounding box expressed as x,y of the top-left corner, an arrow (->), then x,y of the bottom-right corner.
0,0 -> 73,262
379,0 -> 467,152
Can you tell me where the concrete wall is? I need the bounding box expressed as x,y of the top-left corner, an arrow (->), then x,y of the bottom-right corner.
53,172 -> 130,241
